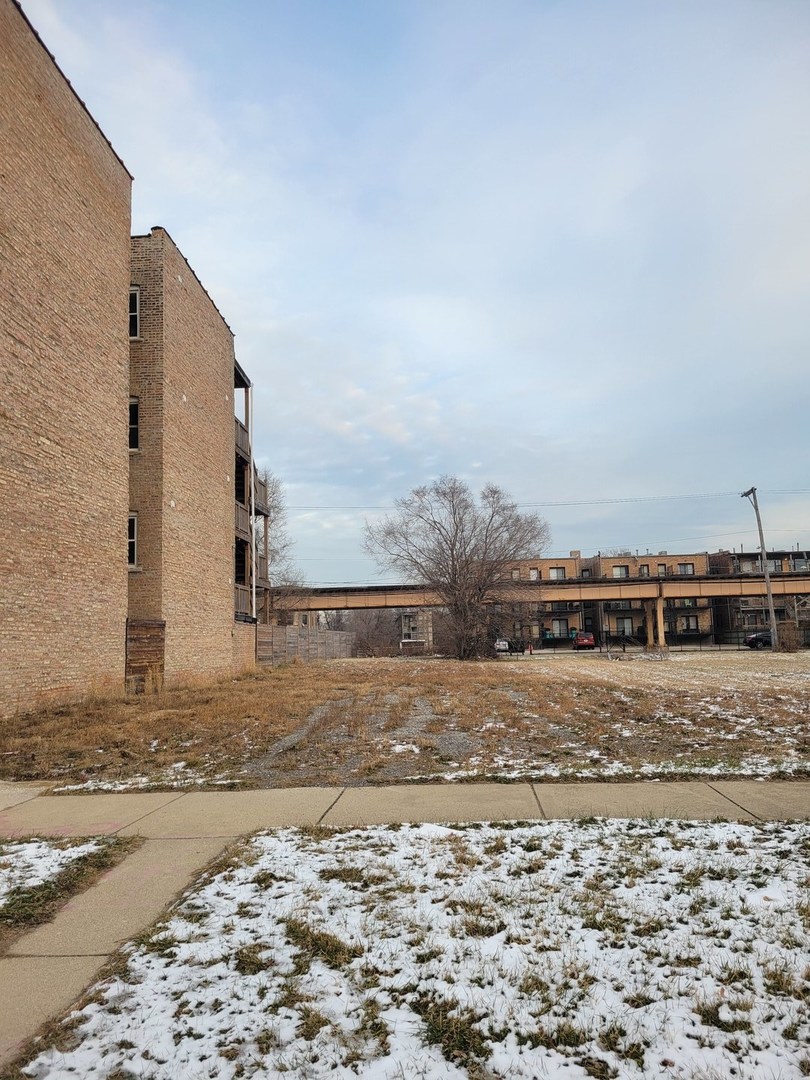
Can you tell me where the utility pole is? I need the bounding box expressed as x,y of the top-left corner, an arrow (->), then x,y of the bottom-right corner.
741,487 -> 778,650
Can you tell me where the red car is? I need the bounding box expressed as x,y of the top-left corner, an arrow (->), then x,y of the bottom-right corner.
572,631 -> 596,651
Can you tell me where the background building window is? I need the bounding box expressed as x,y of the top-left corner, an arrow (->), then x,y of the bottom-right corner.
529,568 -> 539,581
678,562 -> 695,575
129,287 -> 140,339
549,567 -> 566,580
639,564 -> 650,576
129,398 -> 139,450
128,515 -> 137,566
612,565 -> 629,578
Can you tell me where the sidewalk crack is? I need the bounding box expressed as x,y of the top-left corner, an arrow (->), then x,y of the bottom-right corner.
113,791 -> 188,835
317,788 -> 346,824
705,782 -> 763,821
530,784 -> 547,819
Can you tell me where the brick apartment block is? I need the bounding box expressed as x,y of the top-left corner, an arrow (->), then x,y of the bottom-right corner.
1,1 -> 262,715
0,0 -> 132,716
128,228 -> 263,686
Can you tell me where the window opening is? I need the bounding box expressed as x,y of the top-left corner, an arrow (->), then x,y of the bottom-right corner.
129,288 -> 140,339
128,515 -> 137,566
129,399 -> 139,450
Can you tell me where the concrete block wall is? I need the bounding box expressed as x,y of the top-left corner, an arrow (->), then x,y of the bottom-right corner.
0,0 -> 132,716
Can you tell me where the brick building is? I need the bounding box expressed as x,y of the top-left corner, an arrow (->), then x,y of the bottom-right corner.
127,229 -> 264,687
500,551 -> 713,645
0,0 -> 132,716
1,2 -> 264,715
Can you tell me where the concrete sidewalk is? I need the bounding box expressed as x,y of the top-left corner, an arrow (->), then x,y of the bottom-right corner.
1,778 -> 808,1067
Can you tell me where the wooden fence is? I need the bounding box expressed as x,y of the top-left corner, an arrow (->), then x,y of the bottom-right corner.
257,626 -> 354,665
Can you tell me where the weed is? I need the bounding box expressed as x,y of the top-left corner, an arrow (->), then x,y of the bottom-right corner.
233,944 -> 271,975
409,993 -> 487,1067
297,1007 -> 330,1040
694,997 -> 753,1033
577,1056 -> 619,1079
285,918 -> 363,972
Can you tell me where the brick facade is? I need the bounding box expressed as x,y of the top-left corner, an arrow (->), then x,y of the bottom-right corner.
129,228 -> 255,683
0,0 -> 132,716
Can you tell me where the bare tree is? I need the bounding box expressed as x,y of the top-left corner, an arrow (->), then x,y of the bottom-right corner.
321,609 -> 349,631
346,608 -> 402,657
255,469 -> 306,623
364,476 -> 551,659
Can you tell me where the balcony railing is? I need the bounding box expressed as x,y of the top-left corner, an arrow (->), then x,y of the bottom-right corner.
235,502 -> 250,536
254,474 -> 269,516
235,418 -> 250,457
257,553 -> 270,587
234,584 -> 251,616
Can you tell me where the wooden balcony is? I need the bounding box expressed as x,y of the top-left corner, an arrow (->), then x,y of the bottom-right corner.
254,474 -> 270,516
257,553 -> 270,587
235,502 -> 250,538
235,418 -> 250,458
234,584 -> 251,616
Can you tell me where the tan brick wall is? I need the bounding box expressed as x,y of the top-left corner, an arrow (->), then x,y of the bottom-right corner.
232,621 -> 257,673
0,0 -> 132,716
129,235 -> 165,621
129,228 -> 242,682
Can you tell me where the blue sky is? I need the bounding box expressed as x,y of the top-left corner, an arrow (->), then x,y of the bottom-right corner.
24,0 -> 810,583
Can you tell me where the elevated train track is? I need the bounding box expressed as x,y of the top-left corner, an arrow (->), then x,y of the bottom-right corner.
289,574 -> 810,611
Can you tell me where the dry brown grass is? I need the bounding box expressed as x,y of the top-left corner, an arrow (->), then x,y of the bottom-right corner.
2,652 -> 808,790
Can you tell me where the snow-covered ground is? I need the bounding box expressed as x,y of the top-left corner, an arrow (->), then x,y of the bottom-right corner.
23,819 -> 810,1079
0,838 -> 103,911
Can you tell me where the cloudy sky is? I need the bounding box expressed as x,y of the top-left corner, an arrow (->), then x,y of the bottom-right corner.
24,0 -> 810,583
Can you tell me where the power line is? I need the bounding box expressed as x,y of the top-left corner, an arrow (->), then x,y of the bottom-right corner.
287,489 -> 810,512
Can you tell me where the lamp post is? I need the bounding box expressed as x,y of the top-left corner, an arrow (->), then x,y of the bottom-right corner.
741,486 -> 778,650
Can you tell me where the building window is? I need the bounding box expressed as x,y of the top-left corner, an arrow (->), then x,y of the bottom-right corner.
616,616 -> 633,635
677,562 -> 695,575
551,618 -> 569,636
129,287 -> 140,339
766,559 -> 782,573
511,568 -> 520,580
657,563 -> 667,576
639,564 -> 650,577
581,568 -> 591,578
681,615 -> 698,631
128,515 -> 137,566
129,398 -> 139,450
529,568 -> 539,581
549,567 -> 566,580
612,565 -> 629,578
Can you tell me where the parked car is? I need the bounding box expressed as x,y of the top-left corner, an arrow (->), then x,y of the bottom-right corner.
508,639 -> 526,654
572,631 -> 596,651
494,639 -> 510,652
744,631 -> 772,649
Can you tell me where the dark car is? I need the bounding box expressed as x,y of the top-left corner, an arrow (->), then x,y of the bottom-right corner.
744,631 -> 772,650
572,631 -> 596,651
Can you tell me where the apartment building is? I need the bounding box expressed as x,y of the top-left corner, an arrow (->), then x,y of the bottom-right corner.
710,548 -> 810,638
127,229 -> 265,686
0,0 -> 132,716
1,2 -> 265,715
500,551 -> 713,645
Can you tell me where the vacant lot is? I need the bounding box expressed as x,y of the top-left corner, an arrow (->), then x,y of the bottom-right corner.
1,652 -> 808,792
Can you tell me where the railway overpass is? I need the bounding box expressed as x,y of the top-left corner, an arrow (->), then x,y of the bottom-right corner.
284,573 -> 810,647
